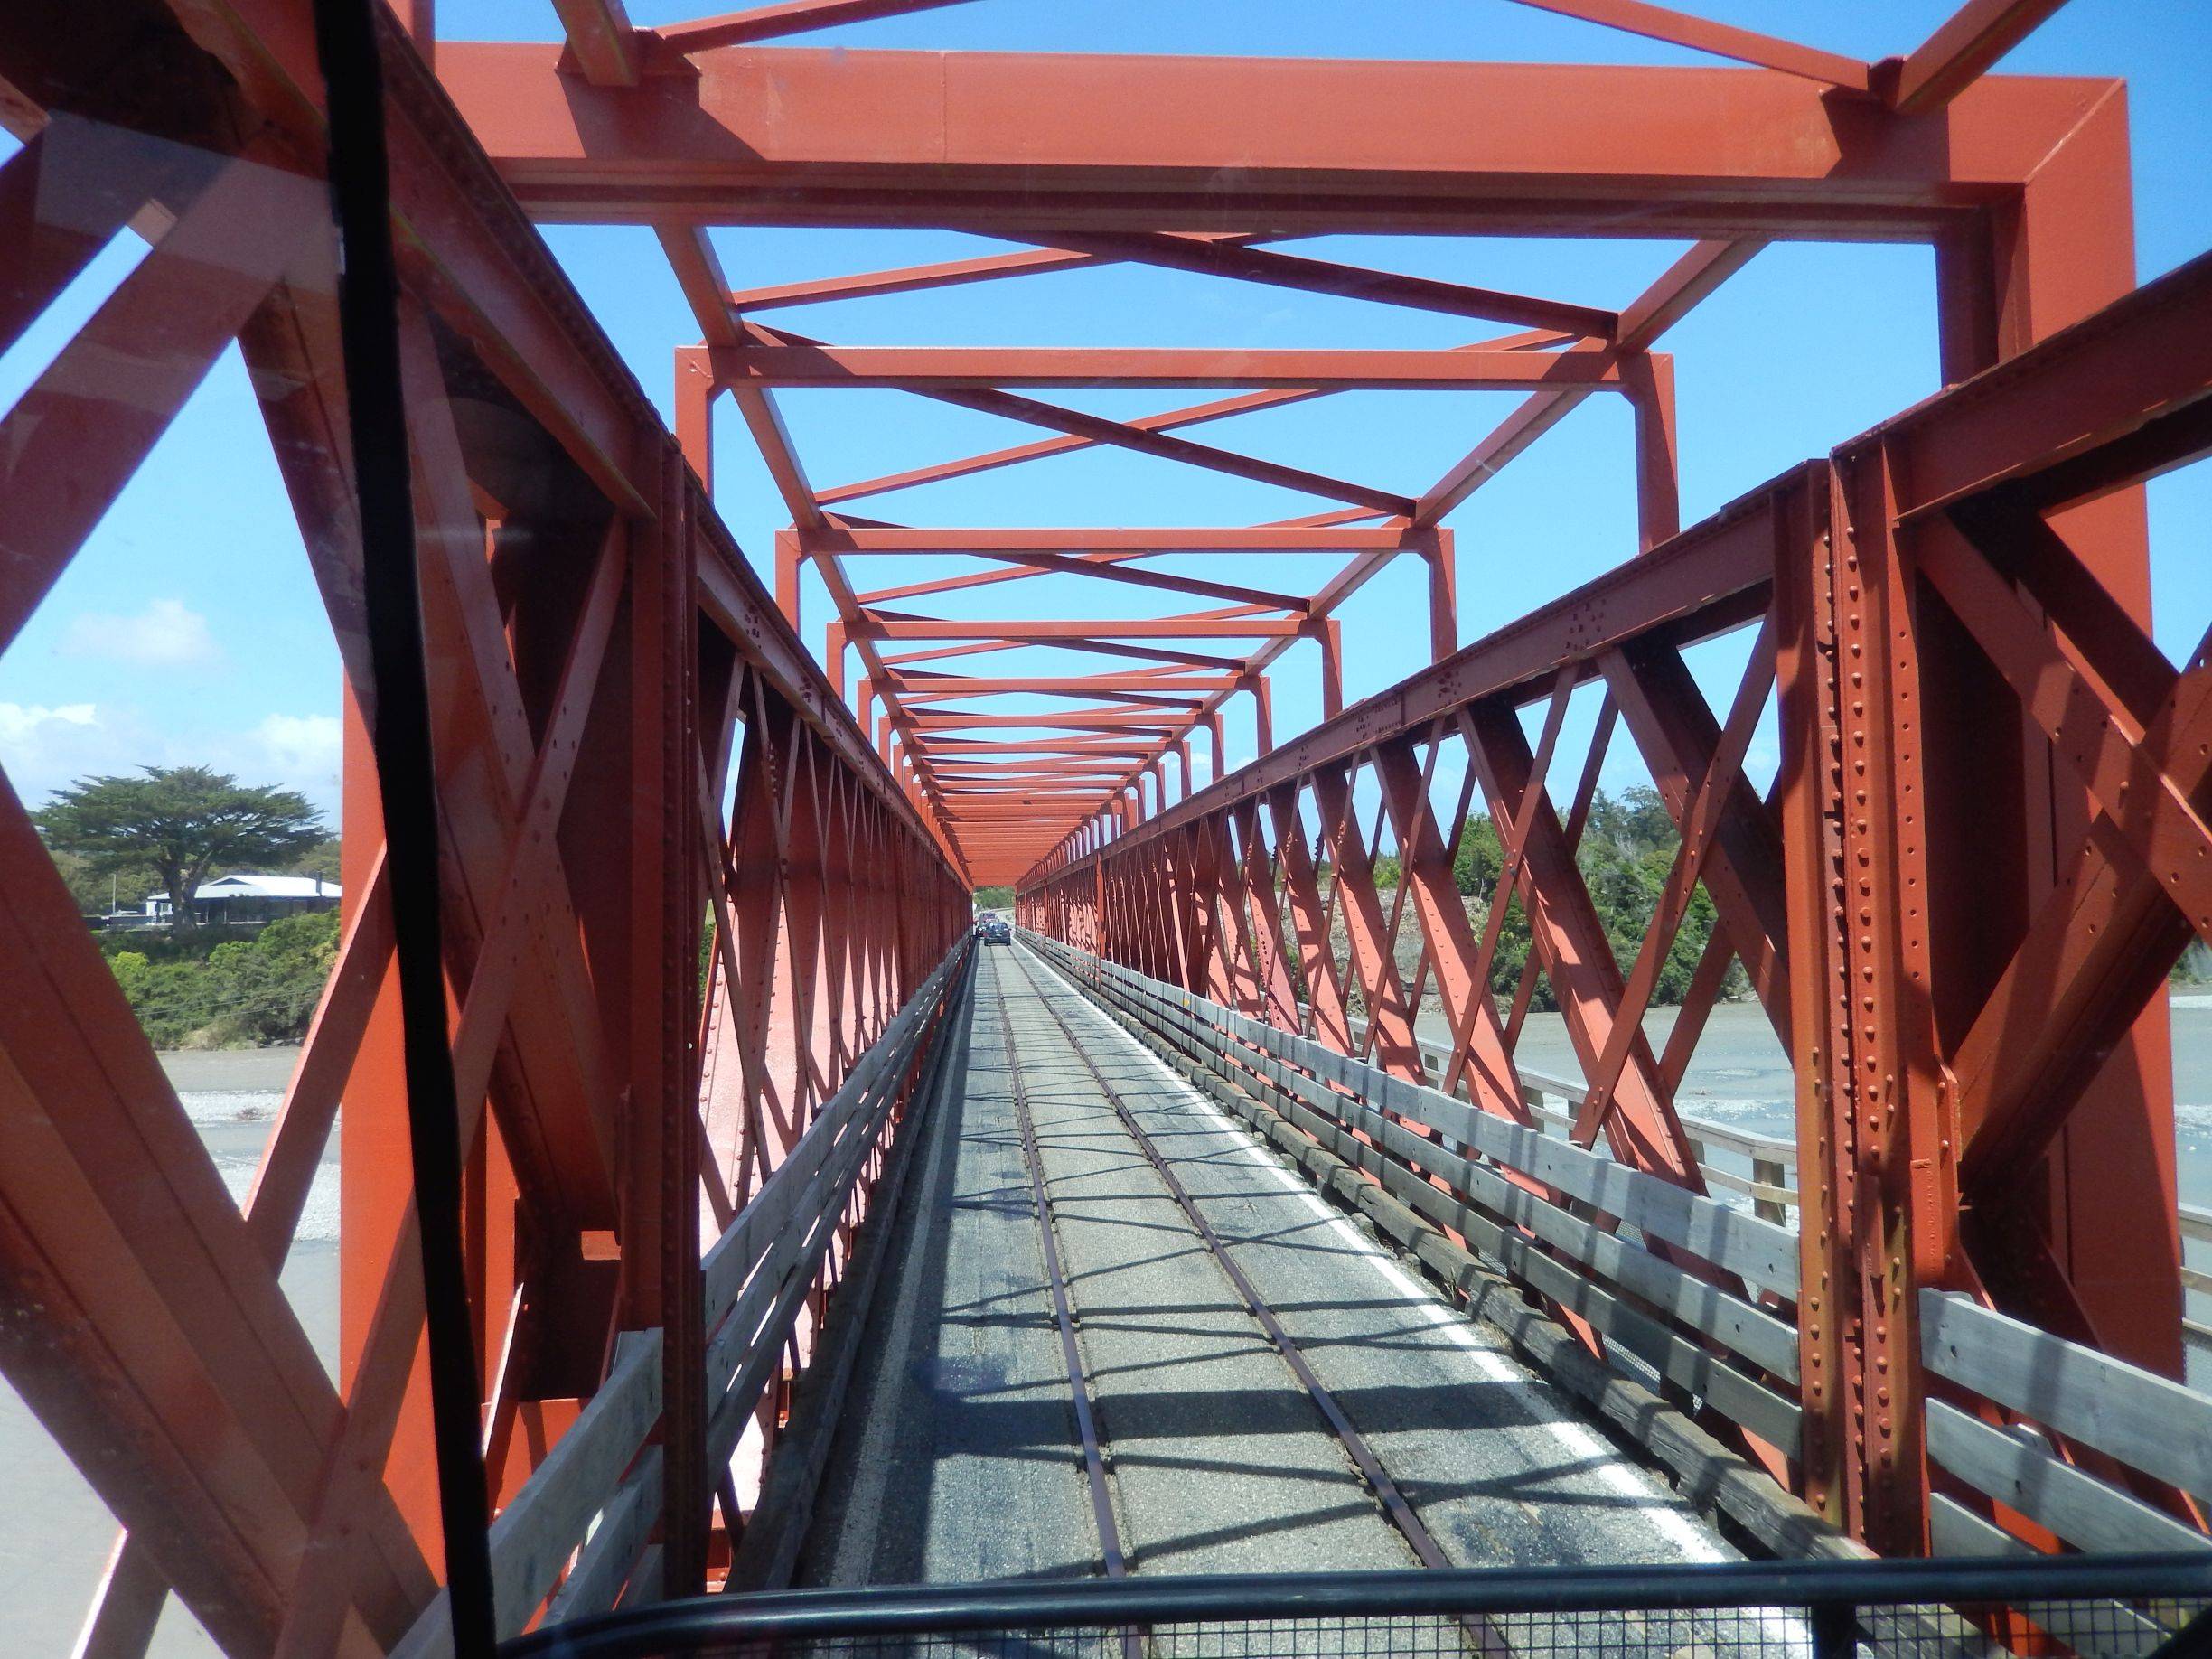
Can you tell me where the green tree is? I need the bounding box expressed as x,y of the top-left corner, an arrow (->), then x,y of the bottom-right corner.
50,845 -> 159,917
38,766 -> 326,939
972,885 -> 1016,909
1452,815 -> 1504,895
293,834 -> 343,886
1585,783 -> 1676,858
104,911 -> 341,1047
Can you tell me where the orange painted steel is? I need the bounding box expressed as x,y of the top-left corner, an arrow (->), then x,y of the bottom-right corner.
0,0 -> 2202,1647
0,1 -> 966,1646
1023,256 -> 2212,1556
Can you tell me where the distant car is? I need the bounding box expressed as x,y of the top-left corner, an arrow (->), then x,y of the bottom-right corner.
982,918 -> 1011,945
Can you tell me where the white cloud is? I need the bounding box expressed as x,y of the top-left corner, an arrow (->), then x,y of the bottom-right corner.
60,597 -> 221,669
0,702 -> 343,817
0,700 -> 96,745
242,712 -> 342,805
0,700 -> 136,803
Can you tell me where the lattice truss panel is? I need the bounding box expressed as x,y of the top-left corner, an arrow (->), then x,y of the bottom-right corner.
1022,260 -> 2212,1554
0,5 -> 969,1649
0,0 -> 2207,1648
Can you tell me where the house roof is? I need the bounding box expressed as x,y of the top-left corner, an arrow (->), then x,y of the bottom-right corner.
148,874 -> 342,902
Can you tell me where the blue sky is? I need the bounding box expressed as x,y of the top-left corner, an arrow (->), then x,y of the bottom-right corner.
1,0 -> 2206,839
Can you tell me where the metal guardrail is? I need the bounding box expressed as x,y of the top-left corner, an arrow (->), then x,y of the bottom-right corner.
501,1555 -> 2212,1658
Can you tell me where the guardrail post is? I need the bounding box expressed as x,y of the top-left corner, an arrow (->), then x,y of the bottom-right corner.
1754,1156 -> 1788,1228
1807,1600 -> 1857,1659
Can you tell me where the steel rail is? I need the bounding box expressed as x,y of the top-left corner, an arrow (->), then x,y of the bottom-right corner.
985,954 -> 1134,1601
1005,946 -> 1516,1659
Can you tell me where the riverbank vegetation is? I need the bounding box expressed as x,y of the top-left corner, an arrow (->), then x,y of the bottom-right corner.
99,910 -> 342,1048
1358,784 -> 1739,1011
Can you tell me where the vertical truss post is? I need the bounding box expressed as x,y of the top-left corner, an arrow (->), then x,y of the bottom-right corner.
774,529 -> 802,631
1415,529 -> 1458,661
1926,88 -> 2180,1380
675,344 -> 716,494
1776,458 -> 1925,1545
1624,352 -> 1681,550
1245,673 -> 1275,755
1316,618 -> 1345,719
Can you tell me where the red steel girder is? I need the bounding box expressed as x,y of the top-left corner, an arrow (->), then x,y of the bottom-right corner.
1031,230 -> 1619,338
654,0 -> 982,53
438,45 -> 2119,239
861,616 -> 1308,641
815,329 -> 1569,509
3,0 -> 2190,1612
1503,0 -> 1872,89
713,342 -> 1643,391
853,553 -> 1312,614
804,525 -> 1418,553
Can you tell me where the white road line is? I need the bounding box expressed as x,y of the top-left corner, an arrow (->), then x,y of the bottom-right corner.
1023,945 -> 1725,1564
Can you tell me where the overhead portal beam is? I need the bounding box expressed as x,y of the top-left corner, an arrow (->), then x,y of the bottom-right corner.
805,527 -> 1414,553
714,342 -> 1637,390
437,45 -> 2116,239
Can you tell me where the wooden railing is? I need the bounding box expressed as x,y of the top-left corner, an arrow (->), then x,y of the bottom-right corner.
1033,930 -> 2212,1574
1374,1017 -> 2212,1354
1354,1017 -> 1799,1224
395,942 -> 971,1654
1919,1290 -> 2212,1650
1027,933 -> 1809,1479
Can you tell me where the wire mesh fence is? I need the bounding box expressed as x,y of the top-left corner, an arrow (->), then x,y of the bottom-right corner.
502,1556 -> 2212,1659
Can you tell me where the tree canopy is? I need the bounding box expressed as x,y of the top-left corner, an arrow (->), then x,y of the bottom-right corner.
38,765 -> 327,936
1345,783 -> 1739,1012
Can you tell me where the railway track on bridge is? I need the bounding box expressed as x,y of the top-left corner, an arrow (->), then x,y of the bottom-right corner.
989,955 -> 1142,1659
992,943 -> 1871,1657
976,947 -> 1433,1571
998,951 -> 1471,1568
790,937 -> 1819,1652
995,945 -> 1520,1657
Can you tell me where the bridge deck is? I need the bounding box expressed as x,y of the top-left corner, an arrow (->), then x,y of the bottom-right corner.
795,942 -> 1732,1587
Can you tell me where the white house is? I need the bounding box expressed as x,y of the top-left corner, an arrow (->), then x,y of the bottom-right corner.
145,873 -> 342,926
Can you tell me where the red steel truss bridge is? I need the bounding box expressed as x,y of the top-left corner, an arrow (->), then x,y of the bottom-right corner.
2,0 -> 2211,1654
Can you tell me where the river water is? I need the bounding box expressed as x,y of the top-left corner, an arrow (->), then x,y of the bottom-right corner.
0,1048 -> 335,1657
1504,991 -> 2212,1214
